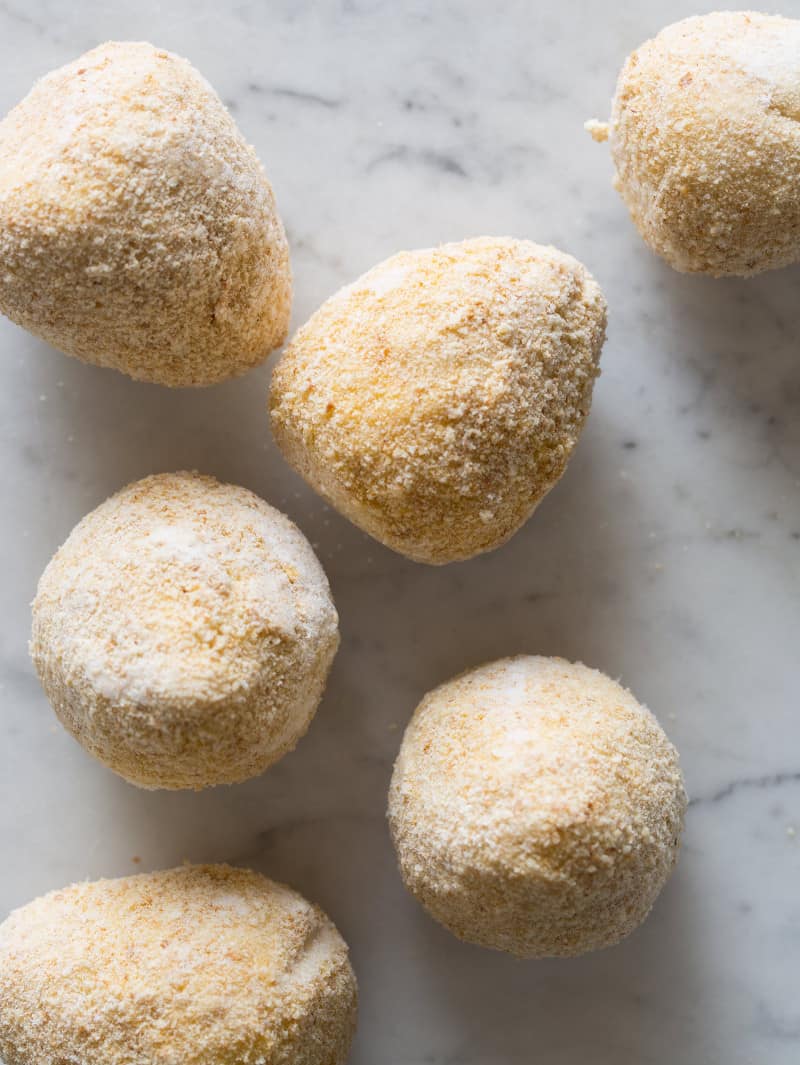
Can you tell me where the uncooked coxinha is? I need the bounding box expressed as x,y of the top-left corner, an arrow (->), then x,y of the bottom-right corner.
0,42 -> 291,385
270,237 -> 607,564
388,655 -> 686,957
587,11 -> 800,277
31,472 -> 339,789
0,865 -> 357,1065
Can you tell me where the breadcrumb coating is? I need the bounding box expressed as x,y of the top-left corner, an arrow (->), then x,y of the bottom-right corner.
0,41 -> 291,385
603,11 -> 800,276
388,656 -> 686,957
0,864 -> 357,1065
269,237 -> 606,565
30,472 -> 339,789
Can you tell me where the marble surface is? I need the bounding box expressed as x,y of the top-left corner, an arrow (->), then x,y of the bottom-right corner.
1,1 -> 799,1062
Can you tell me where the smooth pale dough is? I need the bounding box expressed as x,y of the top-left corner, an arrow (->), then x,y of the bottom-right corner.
0,864 -> 357,1065
30,472 -> 339,790
0,41 -> 291,384
270,237 -> 607,564
388,656 -> 687,957
600,11 -> 800,276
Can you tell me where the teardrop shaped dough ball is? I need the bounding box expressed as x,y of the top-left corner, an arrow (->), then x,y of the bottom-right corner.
30,472 -> 339,789
0,41 -> 291,384
388,656 -> 686,957
605,11 -> 800,276
0,864 -> 357,1065
270,238 -> 606,564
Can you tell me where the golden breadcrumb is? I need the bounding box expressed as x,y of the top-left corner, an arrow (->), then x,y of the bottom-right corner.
30,472 -> 339,789
0,864 -> 357,1065
388,656 -> 686,957
270,237 -> 606,565
0,41 -> 291,385
601,11 -> 800,276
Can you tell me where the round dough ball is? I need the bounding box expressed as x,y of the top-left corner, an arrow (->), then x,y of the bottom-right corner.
30,472 -> 339,789
0,864 -> 357,1065
0,41 -> 291,385
388,656 -> 686,957
270,237 -> 606,565
604,11 -> 800,276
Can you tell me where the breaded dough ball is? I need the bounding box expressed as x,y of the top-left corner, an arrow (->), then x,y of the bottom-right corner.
270,238 -> 606,564
593,12 -> 800,276
30,472 -> 339,789
0,864 -> 357,1065
388,656 -> 686,957
0,42 -> 291,385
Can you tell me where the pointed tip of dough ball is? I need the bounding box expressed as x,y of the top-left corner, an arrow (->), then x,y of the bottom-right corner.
607,11 -> 800,276
0,41 -> 291,385
270,237 -> 606,565
30,472 -> 339,789
0,864 -> 358,1065
388,655 -> 687,957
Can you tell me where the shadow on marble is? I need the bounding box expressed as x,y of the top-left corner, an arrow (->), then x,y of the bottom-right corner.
329,406 -> 656,691
647,257 -> 800,477
14,329 -> 283,515
224,807 -> 710,1065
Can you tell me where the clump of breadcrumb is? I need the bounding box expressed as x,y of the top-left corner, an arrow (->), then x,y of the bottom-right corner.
0,41 -> 291,385
0,864 -> 357,1065
269,237 -> 606,565
596,11 -> 800,276
30,472 -> 339,789
388,656 -> 686,957
584,119 -> 609,143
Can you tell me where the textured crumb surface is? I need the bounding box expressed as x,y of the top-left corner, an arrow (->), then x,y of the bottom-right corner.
388,656 -> 687,957
0,864 -> 358,1065
30,472 -> 339,789
584,118 -> 609,143
606,11 -> 800,276
269,237 -> 606,565
0,41 -> 291,385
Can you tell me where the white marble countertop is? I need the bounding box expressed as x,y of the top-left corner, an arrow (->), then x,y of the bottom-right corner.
1,2 -> 798,1062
